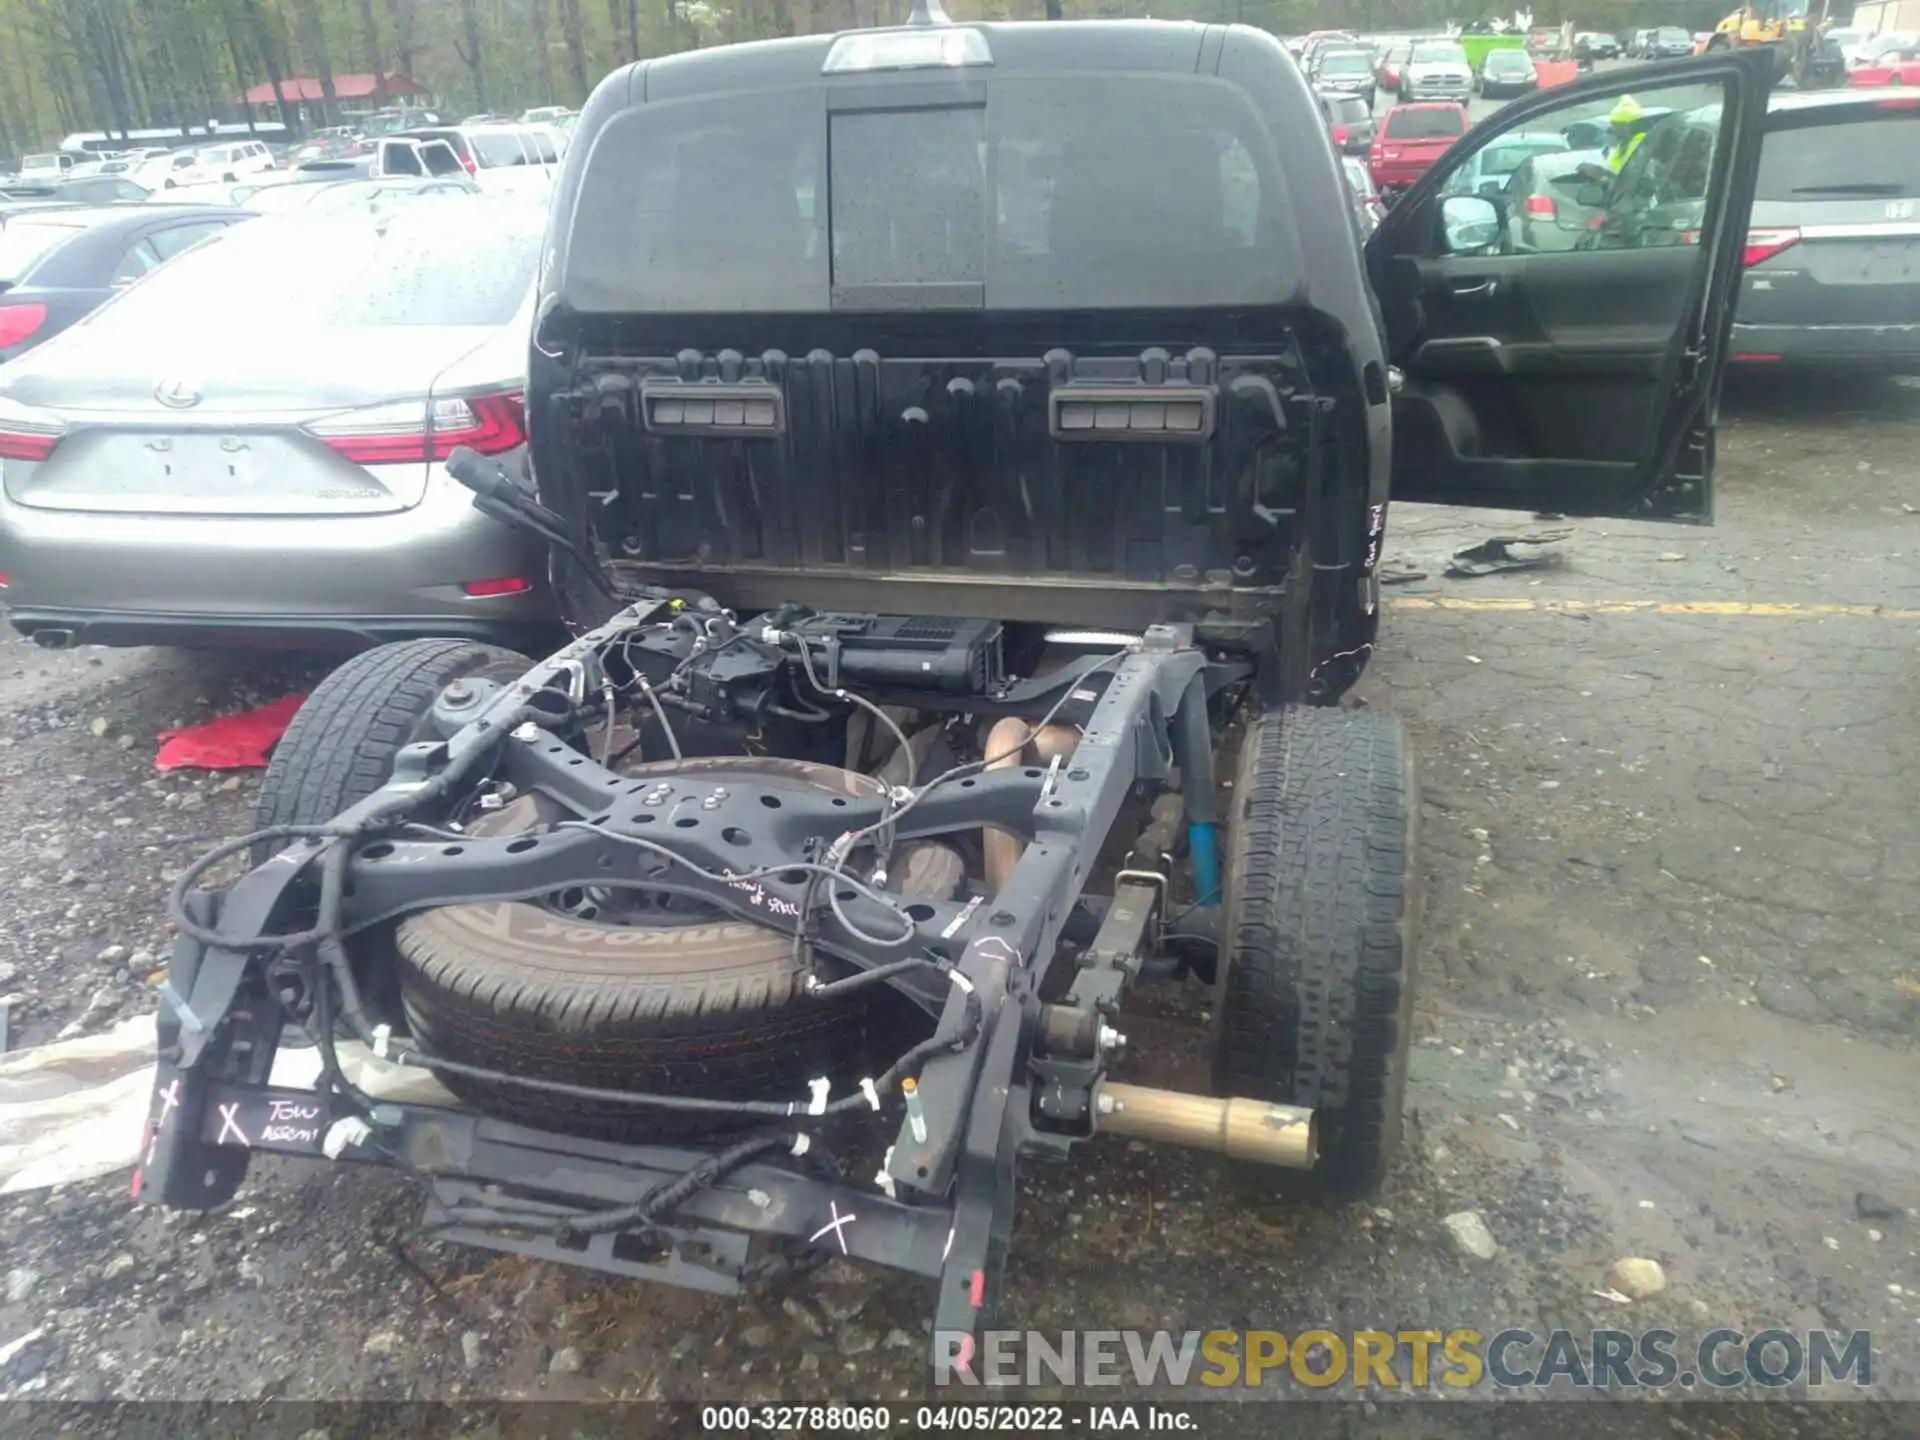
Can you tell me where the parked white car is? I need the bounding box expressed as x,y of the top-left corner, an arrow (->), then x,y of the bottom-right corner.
134,150 -> 207,190
388,123 -> 566,199
18,153 -> 75,181
183,140 -> 277,185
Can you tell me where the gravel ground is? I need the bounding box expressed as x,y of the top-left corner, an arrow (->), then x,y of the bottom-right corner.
0,386 -> 1913,1435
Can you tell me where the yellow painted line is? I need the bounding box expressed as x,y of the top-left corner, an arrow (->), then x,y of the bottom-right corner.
1386,596 -> 1920,620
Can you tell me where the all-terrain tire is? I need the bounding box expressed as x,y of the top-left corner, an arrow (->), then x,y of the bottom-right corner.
1211,704 -> 1419,1201
253,637 -> 531,859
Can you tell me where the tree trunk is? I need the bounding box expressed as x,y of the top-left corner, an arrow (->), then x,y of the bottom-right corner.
12,14 -> 45,147
605,0 -> 627,62
357,0 -> 385,78
143,20 -> 191,131
453,0 -> 488,111
221,7 -> 261,135
528,0 -> 557,102
77,0 -> 136,136
293,0 -> 341,125
559,0 -> 591,101
626,0 -> 640,62
1044,0 -> 1063,17
387,0 -> 420,80
239,0 -> 302,136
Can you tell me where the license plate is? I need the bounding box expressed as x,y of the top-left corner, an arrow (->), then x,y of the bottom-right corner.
139,434 -> 261,488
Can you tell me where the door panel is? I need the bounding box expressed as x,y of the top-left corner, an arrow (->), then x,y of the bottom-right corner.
1365,51 -> 1776,522
1392,245 -> 1701,501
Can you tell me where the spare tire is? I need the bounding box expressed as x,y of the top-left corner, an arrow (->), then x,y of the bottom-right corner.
393,758 -> 957,1139
258,643 -> 953,1140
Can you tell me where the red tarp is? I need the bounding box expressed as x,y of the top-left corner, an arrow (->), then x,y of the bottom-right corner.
155,694 -> 306,771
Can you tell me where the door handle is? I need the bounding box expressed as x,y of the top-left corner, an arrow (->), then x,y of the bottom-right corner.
1449,278 -> 1499,298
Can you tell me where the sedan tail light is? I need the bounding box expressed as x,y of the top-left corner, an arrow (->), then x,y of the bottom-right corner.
1675,227 -> 1803,268
1742,227 -> 1801,267
0,303 -> 48,350
306,391 -> 526,465
0,409 -> 65,461
1524,194 -> 1557,218
1332,125 -> 1349,143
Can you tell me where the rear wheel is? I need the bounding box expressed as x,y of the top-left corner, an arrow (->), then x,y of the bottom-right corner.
1211,704 -> 1419,1201
254,637 -> 532,859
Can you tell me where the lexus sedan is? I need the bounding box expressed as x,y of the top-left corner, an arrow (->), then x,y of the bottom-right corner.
0,197 -> 557,649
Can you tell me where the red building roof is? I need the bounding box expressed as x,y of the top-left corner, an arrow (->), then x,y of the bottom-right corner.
241,73 -> 426,106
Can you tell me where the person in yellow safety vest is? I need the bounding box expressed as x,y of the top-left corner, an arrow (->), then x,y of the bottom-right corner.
1606,95 -> 1648,173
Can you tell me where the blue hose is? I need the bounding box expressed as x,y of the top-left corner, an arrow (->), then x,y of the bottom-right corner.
1188,821 -> 1221,906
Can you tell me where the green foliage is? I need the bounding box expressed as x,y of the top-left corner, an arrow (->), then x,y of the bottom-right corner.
0,0 -> 1742,156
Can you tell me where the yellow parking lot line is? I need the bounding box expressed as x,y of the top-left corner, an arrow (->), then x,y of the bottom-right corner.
1386,597 -> 1920,620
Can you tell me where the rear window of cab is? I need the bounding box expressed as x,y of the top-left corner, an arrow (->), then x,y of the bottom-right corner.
559,74 -> 1305,313
1384,107 -> 1466,139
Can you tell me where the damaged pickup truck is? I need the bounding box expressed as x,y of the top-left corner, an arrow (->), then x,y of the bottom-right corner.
136,17 -> 1771,1363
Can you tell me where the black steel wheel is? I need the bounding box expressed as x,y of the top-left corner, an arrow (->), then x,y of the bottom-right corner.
1211,703 -> 1419,1201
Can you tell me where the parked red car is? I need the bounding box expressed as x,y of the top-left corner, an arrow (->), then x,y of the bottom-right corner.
1848,45 -> 1920,86
1369,101 -> 1470,190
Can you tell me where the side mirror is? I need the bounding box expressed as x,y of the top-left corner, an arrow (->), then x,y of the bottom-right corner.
1440,193 -> 1503,254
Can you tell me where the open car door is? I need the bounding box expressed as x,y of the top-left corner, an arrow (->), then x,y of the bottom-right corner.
1365,50 -> 1775,522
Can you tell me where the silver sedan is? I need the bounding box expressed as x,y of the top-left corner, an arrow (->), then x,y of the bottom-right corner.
0,196 -> 556,650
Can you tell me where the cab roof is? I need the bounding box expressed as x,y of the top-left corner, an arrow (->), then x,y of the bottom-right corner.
622,20 -> 1221,105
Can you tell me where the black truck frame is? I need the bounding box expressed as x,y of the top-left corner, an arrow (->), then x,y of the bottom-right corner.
136,598 -> 1312,1364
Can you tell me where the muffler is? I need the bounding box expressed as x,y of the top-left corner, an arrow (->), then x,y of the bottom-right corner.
1096,1081 -> 1317,1169
31,629 -> 74,651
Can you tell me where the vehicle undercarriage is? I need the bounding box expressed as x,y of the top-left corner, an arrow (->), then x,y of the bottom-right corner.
138,584 -> 1400,1364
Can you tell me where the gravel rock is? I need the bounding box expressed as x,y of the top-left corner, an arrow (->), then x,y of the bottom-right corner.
820,1291 -> 866,1324
361,1331 -> 403,1357
837,1325 -> 879,1357
5,1269 -> 39,1305
0,1327 -> 59,1384
1441,1210 -> 1500,1261
780,1297 -> 825,1338
100,1253 -> 136,1282
461,1331 -> 484,1370
1605,1257 -> 1667,1300
1856,1191 -> 1901,1220
548,1345 -> 585,1375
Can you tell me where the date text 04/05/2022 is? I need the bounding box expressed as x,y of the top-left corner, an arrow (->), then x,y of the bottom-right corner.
698,1405 -> 1196,1432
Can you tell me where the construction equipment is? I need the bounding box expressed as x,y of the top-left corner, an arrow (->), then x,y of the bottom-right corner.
1700,0 -> 1848,87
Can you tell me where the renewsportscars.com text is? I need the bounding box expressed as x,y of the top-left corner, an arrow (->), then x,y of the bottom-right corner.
934,1328 -> 1873,1391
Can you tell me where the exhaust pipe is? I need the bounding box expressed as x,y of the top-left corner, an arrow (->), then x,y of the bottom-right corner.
31,628 -> 74,651
981,719 -> 1083,893
1096,1081 -> 1317,1169
981,716 -> 1033,895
